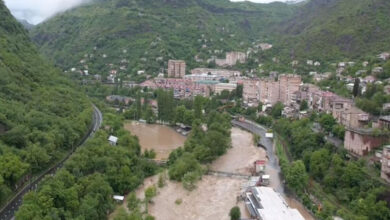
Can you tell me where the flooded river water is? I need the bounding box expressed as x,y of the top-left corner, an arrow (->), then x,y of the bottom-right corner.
124,121 -> 186,160
117,122 -> 313,220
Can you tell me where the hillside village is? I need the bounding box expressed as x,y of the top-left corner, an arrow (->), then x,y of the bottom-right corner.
67,37 -> 390,184
3,0 -> 390,219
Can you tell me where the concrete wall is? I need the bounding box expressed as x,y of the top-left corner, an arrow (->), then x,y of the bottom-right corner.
344,129 -> 388,156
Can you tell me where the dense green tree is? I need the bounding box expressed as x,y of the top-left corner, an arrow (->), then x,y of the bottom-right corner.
0,153 -> 29,187
353,78 -> 360,97
286,160 -> 308,193
299,100 -> 308,111
271,102 -> 284,119
169,153 -> 203,181
332,124 -> 345,139
229,206 -> 241,220
319,114 -> 337,133
193,96 -> 204,120
309,149 -> 331,180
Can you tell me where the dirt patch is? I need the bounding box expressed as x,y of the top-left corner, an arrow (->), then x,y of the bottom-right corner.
211,127 -> 267,174
124,121 -> 186,160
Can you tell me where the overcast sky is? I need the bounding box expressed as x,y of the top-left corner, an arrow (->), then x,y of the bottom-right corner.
4,0 -> 294,25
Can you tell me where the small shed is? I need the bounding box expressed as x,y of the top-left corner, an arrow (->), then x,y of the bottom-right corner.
108,135 -> 118,146
113,195 -> 124,202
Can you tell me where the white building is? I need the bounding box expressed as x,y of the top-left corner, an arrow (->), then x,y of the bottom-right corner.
245,187 -> 304,220
108,135 -> 118,146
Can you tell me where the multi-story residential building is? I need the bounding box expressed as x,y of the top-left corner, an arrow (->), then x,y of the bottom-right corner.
214,83 -> 237,94
257,74 -> 302,105
167,60 -> 186,78
278,74 -> 302,105
190,68 -> 241,79
140,78 -> 210,98
242,79 -> 260,106
215,52 -> 246,66
184,73 -> 218,81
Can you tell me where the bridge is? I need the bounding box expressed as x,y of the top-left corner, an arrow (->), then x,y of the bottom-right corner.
206,170 -> 251,179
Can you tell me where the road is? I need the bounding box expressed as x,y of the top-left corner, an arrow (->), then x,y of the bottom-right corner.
231,119 -> 285,195
0,105 -> 102,220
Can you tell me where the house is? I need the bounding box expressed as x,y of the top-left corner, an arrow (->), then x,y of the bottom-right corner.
306,60 -> 313,65
314,61 -> 321,66
107,75 -> 115,83
106,95 -> 134,105
137,70 -> 145,75
381,146 -> 390,183
93,74 -> 101,81
338,62 -> 346,67
378,52 -> 390,61
364,75 -> 376,83
108,136 -> 118,146
291,60 -> 299,66
256,43 -> 273,51
383,104 -> 390,112
379,116 -> 390,130
355,70 -> 367,76
372,67 -> 383,74
385,85 -> 390,95
245,187 -> 304,220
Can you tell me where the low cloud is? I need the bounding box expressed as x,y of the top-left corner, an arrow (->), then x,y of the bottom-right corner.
4,0 -> 91,24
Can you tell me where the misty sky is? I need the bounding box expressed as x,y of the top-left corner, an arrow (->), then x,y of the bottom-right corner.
4,0 -> 90,24
4,0 -> 293,25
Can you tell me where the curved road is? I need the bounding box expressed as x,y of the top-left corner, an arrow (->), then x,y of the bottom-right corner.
232,119 -> 285,195
0,105 -> 102,220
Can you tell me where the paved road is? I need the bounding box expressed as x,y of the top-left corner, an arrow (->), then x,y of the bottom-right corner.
232,119 -> 285,195
0,105 -> 102,220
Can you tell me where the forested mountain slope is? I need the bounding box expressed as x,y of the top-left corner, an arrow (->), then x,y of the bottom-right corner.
29,0 -> 296,74
277,0 -> 390,61
30,0 -> 390,69
0,0 -> 91,206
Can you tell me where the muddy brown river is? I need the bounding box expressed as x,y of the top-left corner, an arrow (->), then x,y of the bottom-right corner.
124,121 -> 186,160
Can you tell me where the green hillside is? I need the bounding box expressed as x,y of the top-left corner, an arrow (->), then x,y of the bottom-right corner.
29,0 -> 296,76
277,0 -> 390,61
0,0 -> 91,206
30,0 -> 390,71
